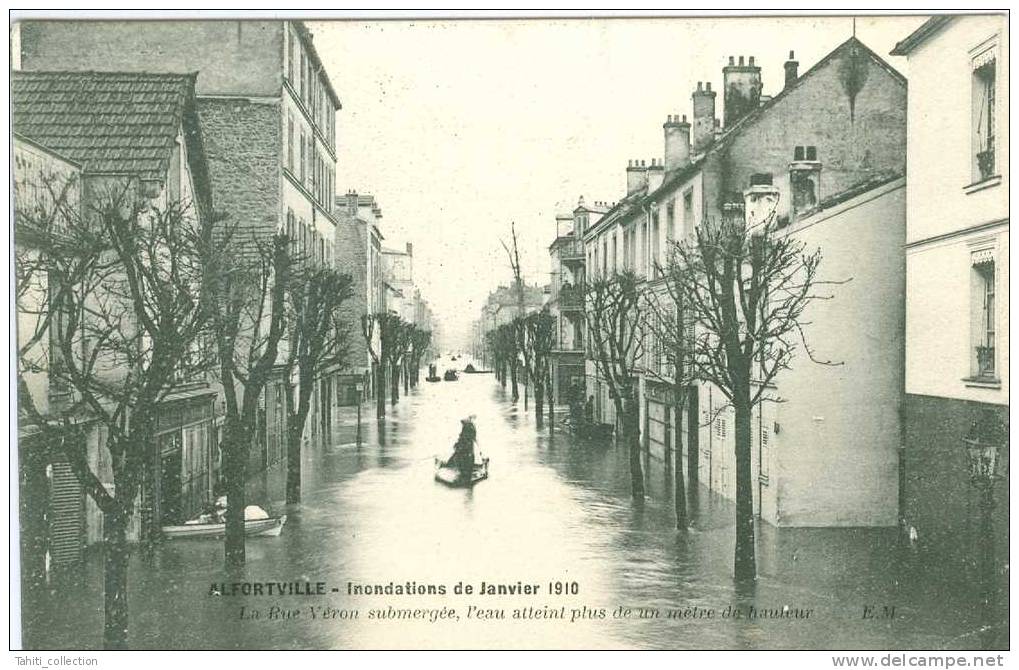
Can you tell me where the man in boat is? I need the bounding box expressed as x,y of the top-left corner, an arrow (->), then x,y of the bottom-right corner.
445,416 -> 478,480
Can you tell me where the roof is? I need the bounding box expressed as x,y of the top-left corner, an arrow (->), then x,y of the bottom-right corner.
12,70 -> 197,182
890,16 -> 953,56
646,37 -> 905,203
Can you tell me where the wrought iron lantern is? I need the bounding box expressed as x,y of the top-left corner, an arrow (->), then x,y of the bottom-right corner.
963,410 -> 1006,484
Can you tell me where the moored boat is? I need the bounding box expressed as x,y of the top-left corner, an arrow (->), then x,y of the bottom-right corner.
162,514 -> 287,539
443,369 -> 459,381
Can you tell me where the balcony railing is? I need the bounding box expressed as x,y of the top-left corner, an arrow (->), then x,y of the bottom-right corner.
558,285 -> 584,310
555,237 -> 585,262
976,345 -> 996,378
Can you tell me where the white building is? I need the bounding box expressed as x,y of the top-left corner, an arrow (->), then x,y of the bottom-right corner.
891,15 -> 1009,556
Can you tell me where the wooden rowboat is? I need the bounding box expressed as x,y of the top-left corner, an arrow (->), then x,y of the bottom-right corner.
162,515 -> 287,539
434,457 -> 489,487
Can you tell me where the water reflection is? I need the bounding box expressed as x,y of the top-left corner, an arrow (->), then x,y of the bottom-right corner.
21,373 -> 1006,650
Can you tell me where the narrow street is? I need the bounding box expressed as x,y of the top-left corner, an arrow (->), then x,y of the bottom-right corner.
23,363 -> 1001,650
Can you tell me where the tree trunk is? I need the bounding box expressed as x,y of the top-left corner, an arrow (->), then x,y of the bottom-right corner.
547,369 -> 555,433
674,395 -> 688,530
535,382 -> 545,428
733,390 -> 756,581
102,506 -> 130,649
390,363 -> 400,405
622,392 -> 645,500
510,361 -> 519,401
403,360 -> 409,395
223,416 -> 247,566
376,363 -> 386,419
285,419 -> 303,505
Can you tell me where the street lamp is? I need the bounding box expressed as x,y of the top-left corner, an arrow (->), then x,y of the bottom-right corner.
354,381 -> 365,445
963,408 -> 1005,648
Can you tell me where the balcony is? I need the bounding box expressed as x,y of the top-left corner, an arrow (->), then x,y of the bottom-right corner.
553,236 -> 585,264
558,285 -> 584,312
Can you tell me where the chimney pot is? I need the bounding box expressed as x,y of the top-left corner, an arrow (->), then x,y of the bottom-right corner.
728,56 -> 734,65
739,55 -> 745,66
705,82 -> 712,91
682,114 -> 687,122
789,50 -> 795,59
697,81 -> 703,91
749,56 -> 755,66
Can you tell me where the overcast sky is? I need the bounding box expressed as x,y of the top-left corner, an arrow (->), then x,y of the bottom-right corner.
309,14 -> 929,348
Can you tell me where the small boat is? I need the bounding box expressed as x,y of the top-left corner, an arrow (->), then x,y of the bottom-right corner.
443,369 -> 459,381
162,514 -> 287,539
434,456 -> 489,487
425,363 -> 441,382
426,375 -> 442,382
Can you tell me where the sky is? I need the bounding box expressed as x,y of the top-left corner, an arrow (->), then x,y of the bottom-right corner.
308,14 -> 930,349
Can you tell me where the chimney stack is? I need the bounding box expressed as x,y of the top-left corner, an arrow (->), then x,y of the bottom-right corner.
784,50 -> 799,89
663,113 -> 692,172
626,159 -> 648,195
406,242 -> 413,256
692,82 -> 717,152
346,190 -> 358,217
647,158 -> 665,192
723,54 -> 762,128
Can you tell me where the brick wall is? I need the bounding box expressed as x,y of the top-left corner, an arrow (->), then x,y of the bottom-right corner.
197,98 -> 281,239
334,213 -> 371,389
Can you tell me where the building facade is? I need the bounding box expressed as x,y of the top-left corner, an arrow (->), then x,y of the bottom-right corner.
21,19 -> 344,464
578,37 -> 908,526
891,15 -> 1009,567
13,71 -> 218,555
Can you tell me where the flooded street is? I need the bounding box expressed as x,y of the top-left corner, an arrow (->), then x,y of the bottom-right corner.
22,369 -> 1005,650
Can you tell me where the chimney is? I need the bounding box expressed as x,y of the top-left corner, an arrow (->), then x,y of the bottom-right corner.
406,242 -> 413,256
626,159 -> 648,195
784,50 -> 799,89
723,54 -> 762,128
692,81 -> 717,152
663,113 -> 692,171
346,190 -> 358,217
647,158 -> 665,192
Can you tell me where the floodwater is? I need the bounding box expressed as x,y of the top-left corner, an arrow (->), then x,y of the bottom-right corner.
20,367 -> 1007,650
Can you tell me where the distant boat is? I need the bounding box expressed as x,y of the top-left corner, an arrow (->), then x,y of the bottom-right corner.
443,369 -> 459,381
434,456 -> 489,487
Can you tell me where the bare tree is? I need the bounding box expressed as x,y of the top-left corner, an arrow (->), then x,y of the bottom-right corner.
501,222 -> 527,404
646,256 -> 697,530
201,227 -> 290,567
16,181 -> 210,648
585,270 -> 647,500
284,266 -> 354,504
361,311 -> 402,419
407,325 -> 432,387
519,309 -> 556,429
673,203 -> 835,581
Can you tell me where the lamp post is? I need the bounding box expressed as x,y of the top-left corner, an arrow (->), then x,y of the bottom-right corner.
354,381 -> 365,445
963,409 -> 1005,648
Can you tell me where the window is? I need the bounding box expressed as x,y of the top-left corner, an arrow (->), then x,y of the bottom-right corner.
682,190 -> 693,238
651,211 -> 661,276
299,50 -> 306,99
286,209 -> 295,247
611,234 -> 618,274
299,131 -> 306,183
287,114 -> 294,172
666,200 -> 675,243
287,29 -> 295,83
971,250 -> 996,379
972,49 -> 997,181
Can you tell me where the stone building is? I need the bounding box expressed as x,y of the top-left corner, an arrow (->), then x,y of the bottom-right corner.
20,19 -> 344,461
581,36 -> 908,526
891,15 -> 1009,570
13,71 -> 218,556
548,198 -> 608,405
336,191 -> 387,404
